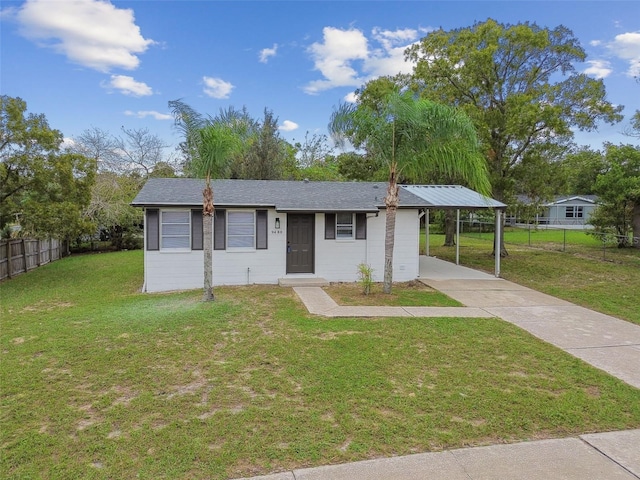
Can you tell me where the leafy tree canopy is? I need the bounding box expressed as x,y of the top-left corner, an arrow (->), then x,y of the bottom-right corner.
1,96 -> 96,239
590,143 -> 640,247
402,19 -> 622,204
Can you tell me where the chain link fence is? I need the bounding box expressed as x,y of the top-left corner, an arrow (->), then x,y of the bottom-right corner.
457,221 -> 640,267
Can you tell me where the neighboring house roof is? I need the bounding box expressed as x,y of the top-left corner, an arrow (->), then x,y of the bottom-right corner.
131,178 -> 434,212
515,194 -> 598,206
401,185 -> 506,210
548,195 -> 598,205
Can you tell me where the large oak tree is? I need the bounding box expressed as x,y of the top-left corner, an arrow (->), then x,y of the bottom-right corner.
401,19 -> 623,255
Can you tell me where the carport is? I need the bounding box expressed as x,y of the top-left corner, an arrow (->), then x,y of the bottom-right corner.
401,185 -> 507,277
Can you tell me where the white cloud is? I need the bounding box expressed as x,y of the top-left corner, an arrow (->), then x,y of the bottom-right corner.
259,43 -> 278,63
608,31 -> 640,77
124,110 -> 172,120
583,59 -> 613,79
344,92 -> 359,103
590,40 -> 602,47
279,120 -> 299,132
304,26 -> 422,95
304,27 -> 369,94
61,137 -> 76,150
11,0 -> 154,72
103,75 -> 153,96
202,76 -> 234,99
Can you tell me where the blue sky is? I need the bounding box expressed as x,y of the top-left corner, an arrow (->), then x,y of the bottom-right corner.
1,0 -> 639,159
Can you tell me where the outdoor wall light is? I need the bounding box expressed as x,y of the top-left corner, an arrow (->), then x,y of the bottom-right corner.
275,217 -> 281,229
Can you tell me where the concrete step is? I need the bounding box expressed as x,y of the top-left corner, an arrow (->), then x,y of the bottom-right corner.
278,277 -> 329,287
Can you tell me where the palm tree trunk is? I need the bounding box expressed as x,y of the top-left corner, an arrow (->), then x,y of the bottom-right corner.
383,163 -> 399,294
202,176 -> 214,301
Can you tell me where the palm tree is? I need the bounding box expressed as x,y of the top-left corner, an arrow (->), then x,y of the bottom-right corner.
329,91 -> 490,293
169,100 -> 242,301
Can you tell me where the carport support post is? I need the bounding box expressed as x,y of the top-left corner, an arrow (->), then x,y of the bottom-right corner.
456,209 -> 460,265
425,209 -> 430,256
495,209 -> 502,277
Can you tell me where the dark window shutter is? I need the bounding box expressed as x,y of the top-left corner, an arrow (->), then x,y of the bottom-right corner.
191,209 -> 203,250
213,209 -> 226,250
256,210 -> 268,249
356,213 -> 367,239
325,213 -> 336,239
146,209 -> 159,251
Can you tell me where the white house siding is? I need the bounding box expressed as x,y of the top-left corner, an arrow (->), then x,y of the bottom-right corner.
143,207 -> 421,291
314,209 -> 419,283
213,209 -> 287,286
142,206 -> 205,292
546,199 -> 596,226
145,250 -> 204,292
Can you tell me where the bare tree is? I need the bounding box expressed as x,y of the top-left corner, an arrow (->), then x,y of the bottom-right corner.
294,131 -> 334,168
72,126 -> 178,177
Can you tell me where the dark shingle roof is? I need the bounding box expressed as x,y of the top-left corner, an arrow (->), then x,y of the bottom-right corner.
131,178 -> 432,211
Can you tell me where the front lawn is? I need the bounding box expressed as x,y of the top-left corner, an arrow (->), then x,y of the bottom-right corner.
2,251 -> 639,479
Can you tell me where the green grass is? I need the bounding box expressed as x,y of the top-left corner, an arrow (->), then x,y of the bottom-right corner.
2,251 -> 639,479
423,232 -> 640,325
324,281 -> 462,307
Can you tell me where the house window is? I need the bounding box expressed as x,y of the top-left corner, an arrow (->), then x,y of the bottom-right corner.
565,206 -> 583,218
325,213 -> 367,240
227,211 -> 255,248
336,212 -> 354,239
161,210 -> 190,249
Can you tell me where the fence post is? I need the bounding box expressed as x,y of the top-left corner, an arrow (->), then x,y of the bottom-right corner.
563,229 -> 566,252
6,241 -> 12,279
528,223 -> 531,247
22,239 -> 27,273
36,239 -> 41,267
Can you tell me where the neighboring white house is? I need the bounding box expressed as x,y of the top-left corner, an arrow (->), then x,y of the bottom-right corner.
511,195 -> 598,229
543,196 -> 597,227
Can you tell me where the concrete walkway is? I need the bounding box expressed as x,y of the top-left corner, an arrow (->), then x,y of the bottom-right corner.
235,429 -> 640,479
236,257 -> 640,480
293,286 -> 495,318
417,257 -> 640,390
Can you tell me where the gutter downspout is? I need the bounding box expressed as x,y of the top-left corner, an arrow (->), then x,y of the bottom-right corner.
142,208 -> 148,292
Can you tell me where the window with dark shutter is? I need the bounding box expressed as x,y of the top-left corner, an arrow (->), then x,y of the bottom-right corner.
146,209 -> 159,251
191,209 -> 203,250
214,209 -> 226,250
256,210 -> 268,249
325,213 -> 336,239
355,213 -> 367,239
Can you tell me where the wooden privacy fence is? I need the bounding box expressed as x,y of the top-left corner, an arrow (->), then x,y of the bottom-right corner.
0,238 -> 63,281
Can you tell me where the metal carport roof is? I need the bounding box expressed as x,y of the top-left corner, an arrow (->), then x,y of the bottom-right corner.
400,185 -> 506,210
401,185 -> 505,278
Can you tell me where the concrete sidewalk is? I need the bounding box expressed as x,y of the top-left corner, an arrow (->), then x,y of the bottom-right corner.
235,429 -> 640,479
